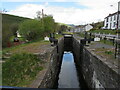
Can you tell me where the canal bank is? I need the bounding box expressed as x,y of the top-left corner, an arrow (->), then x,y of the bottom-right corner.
32,34 -> 119,89
73,35 -> 120,89
37,34 -> 88,89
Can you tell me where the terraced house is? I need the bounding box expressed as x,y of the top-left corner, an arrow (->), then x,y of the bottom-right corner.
103,11 -> 120,30
103,1 -> 120,30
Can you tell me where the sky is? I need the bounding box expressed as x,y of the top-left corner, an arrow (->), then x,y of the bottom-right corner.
1,0 -> 120,25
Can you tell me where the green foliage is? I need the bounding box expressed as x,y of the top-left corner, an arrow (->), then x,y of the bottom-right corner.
91,21 -> 104,29
19,15 -> 57,41
10,23 -> 18,37
43,15 -> 55,34
54,23 -> 60,32
19,19 -> 44,41
105,51 -> 113,55
2,53 -> 43,87
2,14 -> 29,48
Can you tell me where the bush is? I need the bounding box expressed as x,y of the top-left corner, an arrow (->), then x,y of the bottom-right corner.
10,23 -> 18,37
19,19 -> 44,41
2,53 -> 43,87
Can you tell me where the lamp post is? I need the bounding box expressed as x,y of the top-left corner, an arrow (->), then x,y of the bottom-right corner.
115,1 -> 120,58
118,1 -> 120,59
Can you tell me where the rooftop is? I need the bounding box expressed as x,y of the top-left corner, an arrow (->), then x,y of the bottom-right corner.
105,11 -> 120,19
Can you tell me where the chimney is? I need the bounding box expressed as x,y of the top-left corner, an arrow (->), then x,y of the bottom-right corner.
42,9 -> 44,18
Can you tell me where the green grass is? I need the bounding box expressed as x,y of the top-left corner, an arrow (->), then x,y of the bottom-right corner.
89,29 -> 117,35
77,33 -> 85,38
104,51 -> 113,55
2,53 -> 43,87
2,40 -> 50,57
94,48 -> 115,60
63,32 -> 73,34
55,34 -> 63,39
100,39 -> 114,46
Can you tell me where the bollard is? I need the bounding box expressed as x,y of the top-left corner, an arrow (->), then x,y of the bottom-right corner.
113,37 -> 115,46
88,33 -> 92,43
104,36 -> 107,43
80,39 -> 86,46
114,41 -> 118,59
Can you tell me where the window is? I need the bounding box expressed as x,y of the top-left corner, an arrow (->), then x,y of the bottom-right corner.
111,16 -> 112,21
106,24 -> 108,28
113,22 -> 116,27
110,23 -> 112,29
114,15 -> 116,20
106,17 -> 108,22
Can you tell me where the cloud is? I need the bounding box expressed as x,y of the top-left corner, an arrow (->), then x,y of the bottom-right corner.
5,0 -> 120,25
1,0 -> 68,2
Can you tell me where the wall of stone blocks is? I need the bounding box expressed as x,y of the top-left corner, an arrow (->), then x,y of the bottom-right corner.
72,37 -> 120,89
39,38 -> 64,88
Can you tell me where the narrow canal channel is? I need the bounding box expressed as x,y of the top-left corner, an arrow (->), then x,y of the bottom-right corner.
58,52 -> 80,88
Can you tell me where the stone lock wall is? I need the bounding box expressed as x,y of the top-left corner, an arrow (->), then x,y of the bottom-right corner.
39,38 -> 64,88
72,37 -> 120,89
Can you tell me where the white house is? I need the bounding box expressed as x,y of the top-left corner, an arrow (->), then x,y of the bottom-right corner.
74,24 -> 93,32
85,24 -> 93,31
103,11 -> 120,30
103,1 -> 120,30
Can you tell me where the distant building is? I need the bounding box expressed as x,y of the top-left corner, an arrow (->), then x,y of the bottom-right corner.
85,24 -> 93,31
103,11 -> 120,29
74,24 -> 93,32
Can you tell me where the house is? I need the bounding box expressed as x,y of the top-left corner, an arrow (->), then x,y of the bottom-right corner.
103,1 -> 120,30
85,24 -> 93,31
16,31 -> 21,37
103,11 -> 120,30
74,24 -> 93,32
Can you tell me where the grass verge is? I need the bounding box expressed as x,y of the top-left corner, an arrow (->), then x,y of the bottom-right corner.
2,40 -> 50,57
89,29 -> 117,35
2,53 -> 43,87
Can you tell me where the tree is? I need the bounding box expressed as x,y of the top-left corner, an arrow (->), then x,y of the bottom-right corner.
19,19 -> 44,41
36,11 -> 41,20
43,15 -> 55,35
54,23 -> 60,32
10,23 -> 18,37
2,23 -> 13,47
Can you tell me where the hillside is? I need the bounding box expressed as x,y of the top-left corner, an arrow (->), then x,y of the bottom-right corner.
2,13 -> 30,24
2,13 -> 31,47
91,21 -> 104,29
57,22 -> 72,27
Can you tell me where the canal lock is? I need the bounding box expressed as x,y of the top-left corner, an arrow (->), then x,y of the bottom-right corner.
39,35 -> 88,89
56,34 -> 88,89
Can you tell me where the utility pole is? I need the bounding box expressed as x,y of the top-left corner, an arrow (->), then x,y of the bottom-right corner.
41,9 -> 45,36
115,1 -> 120,58
117,1 -> 120,58
42,9 -> 44,18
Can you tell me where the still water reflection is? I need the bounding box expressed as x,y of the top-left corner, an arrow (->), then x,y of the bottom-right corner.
58,52 -> 80,88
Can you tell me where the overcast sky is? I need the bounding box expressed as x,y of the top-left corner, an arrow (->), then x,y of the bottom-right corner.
1,0 -> 120,25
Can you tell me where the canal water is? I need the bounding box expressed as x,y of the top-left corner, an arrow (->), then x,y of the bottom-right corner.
58,52 -> 80,88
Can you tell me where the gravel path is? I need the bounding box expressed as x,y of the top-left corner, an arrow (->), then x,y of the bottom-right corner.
89,42 -> 115,49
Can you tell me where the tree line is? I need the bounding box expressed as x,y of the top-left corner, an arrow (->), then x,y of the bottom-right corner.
2,13 -> 69,48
